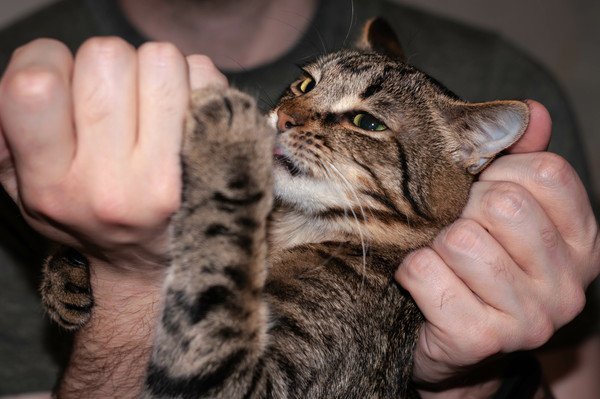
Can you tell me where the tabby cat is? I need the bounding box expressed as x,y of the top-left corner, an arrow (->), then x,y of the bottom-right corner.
41,18 -> 529,399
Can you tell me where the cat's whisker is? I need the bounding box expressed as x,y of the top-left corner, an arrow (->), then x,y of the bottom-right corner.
324,161 -> 369,284
318,163 -> 368,293
325,161 -> 369,226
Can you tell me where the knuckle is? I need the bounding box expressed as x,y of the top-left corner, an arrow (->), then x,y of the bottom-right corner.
462,322 -> 502,359
139,41 -> 182,65
1,66 -> 62,107
187,54 -> 218,71
531,152 -> 574,189
91,189 -> 131,226
589,218 -> 600,253
482,182 -> 529,224
539,226 -> 559,250
13,38 -> 70,59
403,249 -> 438,281
557,282 -> 587,324
79,36 -> 133,61
476,329 -> 503,357
187,54 -> 228,87
20,189 -> 65,222
518,300 -> 556,348
440,219 -> 483,256
152,186 -> 181,219
571,288 -> 587,319
524,315 -> 554,348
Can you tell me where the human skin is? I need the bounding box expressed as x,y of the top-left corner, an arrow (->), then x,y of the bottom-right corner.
0,1 -> 599,396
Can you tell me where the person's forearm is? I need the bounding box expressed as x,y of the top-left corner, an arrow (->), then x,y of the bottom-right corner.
56,261 -> 165,399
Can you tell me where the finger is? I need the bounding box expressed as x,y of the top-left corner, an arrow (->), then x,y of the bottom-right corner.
430,218 -> 526,314
0,39 -> 75,189
136,42 -> 188,162
508,100 -> 551,153
73,37 -> 137,162
480,152 -> 595,270
462,180 -> 570,280
396,247 -> 491,335
134,42 -> 188,216
186,54 -> 228,91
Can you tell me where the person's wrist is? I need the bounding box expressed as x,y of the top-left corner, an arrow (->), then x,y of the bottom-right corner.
56,257 -> 165,398
91,255 -> 166,292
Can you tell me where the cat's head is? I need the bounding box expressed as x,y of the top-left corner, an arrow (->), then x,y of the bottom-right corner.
270,18 -> 529,248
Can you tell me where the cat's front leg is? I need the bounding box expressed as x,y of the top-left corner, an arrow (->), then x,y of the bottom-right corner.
143,87 -> 274,399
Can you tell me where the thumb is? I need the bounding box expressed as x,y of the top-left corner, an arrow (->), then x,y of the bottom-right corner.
508,100 -> 552,153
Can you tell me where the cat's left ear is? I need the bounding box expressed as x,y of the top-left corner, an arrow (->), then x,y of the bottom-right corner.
447,100 -> 530,174
356,18 -> 406,61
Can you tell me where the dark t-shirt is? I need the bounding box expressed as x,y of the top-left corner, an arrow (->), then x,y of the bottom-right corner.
0,0 -> 595,395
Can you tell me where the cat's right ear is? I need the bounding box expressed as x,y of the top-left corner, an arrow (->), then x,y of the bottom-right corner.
356,18 -> 406,61
447,100 -> 530,174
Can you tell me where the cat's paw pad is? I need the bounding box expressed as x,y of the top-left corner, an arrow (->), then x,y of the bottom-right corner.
41,248 -> 93,331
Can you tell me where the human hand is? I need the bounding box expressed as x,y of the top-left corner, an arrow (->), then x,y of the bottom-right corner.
395,100 -> 600,396
0,38 -> 227,273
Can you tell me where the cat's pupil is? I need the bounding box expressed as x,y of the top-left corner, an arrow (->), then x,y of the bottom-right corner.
299,77 -> 316,93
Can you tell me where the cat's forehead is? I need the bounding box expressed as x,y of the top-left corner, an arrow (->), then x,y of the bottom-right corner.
306,51 -> 406,81
300,50 -> 435,114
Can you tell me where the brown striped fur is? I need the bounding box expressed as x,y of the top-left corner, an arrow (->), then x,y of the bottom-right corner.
40,18 -> 529,398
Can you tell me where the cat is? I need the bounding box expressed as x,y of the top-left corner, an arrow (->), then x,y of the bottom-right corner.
40,18 -> 529,398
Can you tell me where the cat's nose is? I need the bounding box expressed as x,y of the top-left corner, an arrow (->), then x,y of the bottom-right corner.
277,109 -> 306,132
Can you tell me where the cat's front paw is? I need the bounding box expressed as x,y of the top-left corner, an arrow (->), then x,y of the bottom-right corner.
180,87 -> 274,201
186,87 -> 272,146
40,247 -> 93,330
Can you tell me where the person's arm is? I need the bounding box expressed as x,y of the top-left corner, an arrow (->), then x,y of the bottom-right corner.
0,37 -> 227,398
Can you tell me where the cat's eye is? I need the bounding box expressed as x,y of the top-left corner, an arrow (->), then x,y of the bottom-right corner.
298,77 -> 316,93
352,113 -> 388,131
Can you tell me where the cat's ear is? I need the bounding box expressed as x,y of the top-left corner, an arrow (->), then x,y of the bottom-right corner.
356,18 -> 406,61
448,100 -> 530,174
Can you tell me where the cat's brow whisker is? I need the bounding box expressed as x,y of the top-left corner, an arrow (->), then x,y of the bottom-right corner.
264,14 -> 327,55
341,0 -> 356,49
